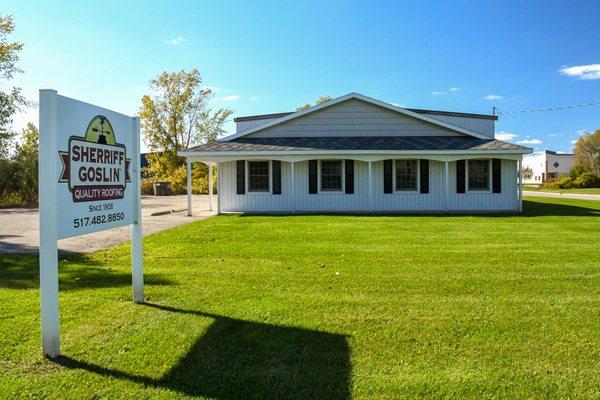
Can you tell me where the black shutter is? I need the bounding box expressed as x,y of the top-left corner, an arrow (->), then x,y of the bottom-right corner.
309,160 -> 318,194
272,160 -> 281,195
345,159 -> 354,194
492,158 -> 501,193
384,159 -> 393,194
236,160 -> 245,195
420,159 -> 429,194
456,160 -> 465,193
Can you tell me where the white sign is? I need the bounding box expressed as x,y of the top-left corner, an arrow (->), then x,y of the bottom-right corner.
39,90 -> 144,358
55,97 -> 136,239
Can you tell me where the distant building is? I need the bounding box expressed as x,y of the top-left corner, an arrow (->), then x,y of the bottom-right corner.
522,150 -> 575,184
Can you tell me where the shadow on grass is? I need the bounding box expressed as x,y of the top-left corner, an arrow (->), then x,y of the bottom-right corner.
55,303 -> 351,399
235,199 -> 599,218
0,253 -> 174,290
521,199 -> 600,217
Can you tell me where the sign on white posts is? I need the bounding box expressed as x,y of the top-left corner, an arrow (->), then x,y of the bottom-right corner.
38,90 -> 143,358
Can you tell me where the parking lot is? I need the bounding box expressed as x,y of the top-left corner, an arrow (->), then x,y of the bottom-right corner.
0,195 -> 214,254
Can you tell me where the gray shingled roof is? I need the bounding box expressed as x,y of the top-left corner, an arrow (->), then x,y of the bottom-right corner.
185,136 -> 530,152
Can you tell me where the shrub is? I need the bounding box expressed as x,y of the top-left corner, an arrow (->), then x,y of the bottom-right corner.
140,178 -> 155,195
543,176 -> 573,190
543,172 -> 600,190
573,172 -> 600,188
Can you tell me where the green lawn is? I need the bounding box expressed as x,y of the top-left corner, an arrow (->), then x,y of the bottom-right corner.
524,184 -> 600,195
1,197 -> 599,399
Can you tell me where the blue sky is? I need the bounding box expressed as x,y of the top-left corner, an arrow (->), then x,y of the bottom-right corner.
4,0 -> 600,153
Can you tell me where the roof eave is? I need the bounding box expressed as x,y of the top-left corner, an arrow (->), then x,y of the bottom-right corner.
178,148 -> 532,157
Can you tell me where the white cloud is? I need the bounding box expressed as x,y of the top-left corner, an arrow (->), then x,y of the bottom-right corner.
222,95 -> 240,102
517,139 -> 542,145
548,133 -> 561,137
570,140 -> 578,144
484,94 -> 503,100
250,96 -> 259,101
433,87 -> 460,96
559,64 -> 600,80
495,131 -> 517,141
163,36 -> 186,46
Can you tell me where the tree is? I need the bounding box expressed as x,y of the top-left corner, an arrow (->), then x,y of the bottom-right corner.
572,129 -> 600,176
0,15 -> 26,158
522,166 -> 533,180
13,123 -> 39,204
139,69 -> 233,177
296,95 -> 334,111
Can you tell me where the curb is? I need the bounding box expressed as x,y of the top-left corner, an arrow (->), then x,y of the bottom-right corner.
150,207 -> 187,217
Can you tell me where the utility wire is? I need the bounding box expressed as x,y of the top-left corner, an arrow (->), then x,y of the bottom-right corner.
496,101 -> 600,115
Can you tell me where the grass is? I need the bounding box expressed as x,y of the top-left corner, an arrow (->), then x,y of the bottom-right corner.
523,184 -> 600,195
1,196 -> 599,399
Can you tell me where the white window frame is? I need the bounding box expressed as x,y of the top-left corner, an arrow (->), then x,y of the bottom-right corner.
467,158 -> 492,193
393,159 -> 420,194
318,159 -> 345,194
246,160 -> 272,194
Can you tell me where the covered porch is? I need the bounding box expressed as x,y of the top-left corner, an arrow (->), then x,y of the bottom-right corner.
180,153 -> 525,214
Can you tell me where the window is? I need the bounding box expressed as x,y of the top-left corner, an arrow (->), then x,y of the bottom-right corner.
468,159 -> 489,190
395,160 -> 417,191
248,161 -> 270,192
320,160 -> 342,191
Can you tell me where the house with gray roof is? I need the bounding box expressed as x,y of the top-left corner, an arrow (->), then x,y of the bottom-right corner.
179,93 -> 531,214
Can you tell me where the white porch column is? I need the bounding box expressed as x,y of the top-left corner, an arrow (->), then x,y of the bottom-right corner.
368,161 -> 373,212
217,162 -> 222,214
208,164 -> 214,211
291,161 -> 296,214
186,160 -> 192,217
444,161 -> 449,212
518,159 -> 523,212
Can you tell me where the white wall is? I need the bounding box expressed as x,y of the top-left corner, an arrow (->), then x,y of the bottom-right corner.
547,153 -> 574,175
219,159 -> 518,213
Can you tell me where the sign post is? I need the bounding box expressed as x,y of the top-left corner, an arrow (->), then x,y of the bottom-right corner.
38,89 -> 143,358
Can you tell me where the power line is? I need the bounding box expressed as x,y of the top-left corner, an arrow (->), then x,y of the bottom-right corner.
496,101 -> 600,115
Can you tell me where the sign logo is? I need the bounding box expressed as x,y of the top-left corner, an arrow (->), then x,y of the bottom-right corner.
59,115 -> 131,202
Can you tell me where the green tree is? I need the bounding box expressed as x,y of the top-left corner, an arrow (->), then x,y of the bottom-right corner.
139,69 -> 233,177
295,95 -> 333,111
0,15 -> 26,158
13,123 -> 39,204
572,129 -> 600,176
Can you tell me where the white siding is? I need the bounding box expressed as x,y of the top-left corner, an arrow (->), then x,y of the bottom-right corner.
245,99 -> 464,138
235,117 -> 282,133
423,113 -> 495,138
447,159 -> 517,211
220,159 -> 518,213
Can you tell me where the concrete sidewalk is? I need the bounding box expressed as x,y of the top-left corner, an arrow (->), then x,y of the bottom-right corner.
0,195 -> 215,254
523,191 -> 600,201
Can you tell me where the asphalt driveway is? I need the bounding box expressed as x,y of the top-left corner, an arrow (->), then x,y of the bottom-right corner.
0,195 -> 215,254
